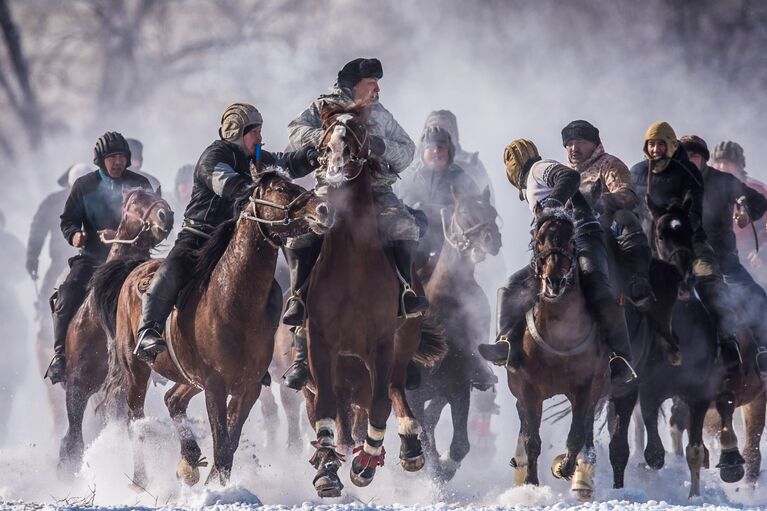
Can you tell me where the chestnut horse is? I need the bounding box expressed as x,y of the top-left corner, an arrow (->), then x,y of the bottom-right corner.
407,187 -> 502,481
58,188 -> 173,476
98,172 -> 331,487
507,206 -> 608,500
303,106 -> 445,497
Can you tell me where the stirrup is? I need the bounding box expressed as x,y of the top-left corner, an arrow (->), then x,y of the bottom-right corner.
283,293 -> 307,326
399,284 -> 424,319
609,353 -> 638,380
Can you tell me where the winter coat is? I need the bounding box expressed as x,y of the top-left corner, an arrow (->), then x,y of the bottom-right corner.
524,159 -> 581,213
60,169 -> 152,261
630,145 -> 706,240
287,84 -> 415,192
27,188 -> 75,268
701,165 -> 767,258
568,144 -> 637,217
182,139 -> 317,232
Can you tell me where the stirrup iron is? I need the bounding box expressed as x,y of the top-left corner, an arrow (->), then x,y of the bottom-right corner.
609,353 -> 638,380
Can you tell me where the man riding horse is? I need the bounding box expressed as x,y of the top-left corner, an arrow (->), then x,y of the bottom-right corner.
46,132 -> 153,384
478,139 -> 637,393
681,135 -> 767,379
630,121 -> 744,395
282,57 -> 428,388
134,102 -> 320,361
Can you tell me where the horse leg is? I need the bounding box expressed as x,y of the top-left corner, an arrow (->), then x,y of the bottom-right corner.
686,400 -> 709,498
440,384 -> 471,482
225,385 -> 262,477
716,391 -> 745,483
572,409 -> 597,501
421,394 -> 448,464
639,393 -> 665,470
552,386 -> 590,481
521,389 -> 543,486
511,399 -> 530,486
350,345 -> 394,487
203,379 -> 232,486
259,386 -> 278,449
390,373 -> 425,472
164,383 -> 204,486
334,389 -> 355,453
669,396 -> 689,456
742,392 -> 766,483
125,358 -> 152,490
58,376 -> 92,477
632,404 -> 646,460
609,389 -> 638,488
280,384 -> 303,451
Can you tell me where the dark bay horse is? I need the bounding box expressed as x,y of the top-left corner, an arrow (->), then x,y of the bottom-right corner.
303,106 -> 445,497
98,172 -> 331,487
506,206 -> 608,500
407,187 -> 501,481
58,188 -> 173,476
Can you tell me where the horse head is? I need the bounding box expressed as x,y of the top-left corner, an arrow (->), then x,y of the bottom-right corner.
239,170 -> 333,244
101,188 -> 174,251
647,192 -> 696,289
531,205 -> 577,300
444,186 -> 501,263
318,103 -> 373,186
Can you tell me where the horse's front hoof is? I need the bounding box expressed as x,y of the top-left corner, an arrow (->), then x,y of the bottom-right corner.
350,464 -> 376,487
551,453 -> 575,480
644,446 -> 665,470
400,454 -> 425,472
399,433 -> 424,472
717,449 -> 745,483
176,458 -> 201,486
314,473 -> 343,497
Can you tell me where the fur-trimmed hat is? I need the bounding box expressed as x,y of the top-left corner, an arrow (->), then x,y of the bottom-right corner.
337,58 -> 383,89
680,135 -> 710,162
419,126 -> 455,164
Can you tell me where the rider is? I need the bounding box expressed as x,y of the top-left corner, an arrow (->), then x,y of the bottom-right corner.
398,126 -> 497,389
134,102 -> 320,362
478,139 -> 637,391
630,121 -> 743,392
681,135 -> 767,379
46,132 -> 152,384
282,57 -> 428,389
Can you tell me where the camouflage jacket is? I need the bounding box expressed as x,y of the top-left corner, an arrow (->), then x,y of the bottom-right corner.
568,144 -> 637,220
287,85 -> 415,192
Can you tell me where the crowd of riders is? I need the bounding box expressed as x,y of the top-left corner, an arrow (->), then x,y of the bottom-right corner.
8,57 -> 765,404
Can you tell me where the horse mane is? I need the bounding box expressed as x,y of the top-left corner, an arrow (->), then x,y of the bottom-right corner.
530,206 -> 574,249
91,256 -> 150,338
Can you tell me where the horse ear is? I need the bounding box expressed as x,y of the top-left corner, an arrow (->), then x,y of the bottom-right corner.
645,194 -> 664,219
482,186 -> 491,203
682,190 -> 694,216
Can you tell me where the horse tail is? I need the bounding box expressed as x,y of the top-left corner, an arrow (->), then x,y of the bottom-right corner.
413,311 -> 448,367
91,257 -> 148,338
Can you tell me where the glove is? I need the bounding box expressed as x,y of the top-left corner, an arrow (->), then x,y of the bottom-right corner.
305,147 -> 320,168
26,257 -> 38,280
369,136 -> 385,157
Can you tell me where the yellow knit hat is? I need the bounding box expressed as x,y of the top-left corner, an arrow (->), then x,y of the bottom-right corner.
643,121 -> 678,159
504,139 -> 539,199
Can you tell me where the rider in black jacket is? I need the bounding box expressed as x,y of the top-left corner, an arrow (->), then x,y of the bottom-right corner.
46,132 -> 152,384
135,102 -> 319,362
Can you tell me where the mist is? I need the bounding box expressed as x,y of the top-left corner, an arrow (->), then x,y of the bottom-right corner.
1,1 -> 766,508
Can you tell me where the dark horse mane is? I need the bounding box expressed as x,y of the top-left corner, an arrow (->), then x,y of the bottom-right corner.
529,206 -> 575,250
92,256 -> 150,338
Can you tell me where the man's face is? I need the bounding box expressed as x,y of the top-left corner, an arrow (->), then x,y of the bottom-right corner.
688,152 -> 706,171
242,126 -> 263,157
566,138 -> 597,164
647,139 -> 667,159
352,78 -> 380,106
103,153 -> 128,178
422,144 -> 450,169
712,159 -> 740,175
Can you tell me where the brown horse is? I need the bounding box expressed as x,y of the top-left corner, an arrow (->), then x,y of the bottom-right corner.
507,207 -> 608,500
303,106 -> 445,497
98,171 -> 332,487
58,188 -> 174,475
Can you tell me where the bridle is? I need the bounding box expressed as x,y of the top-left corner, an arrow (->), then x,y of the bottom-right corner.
238,179 -> 318,249
440,207 -> 496,253
318,114 -> 369,182
100,190 -> 170,246
531,217 -> 576,281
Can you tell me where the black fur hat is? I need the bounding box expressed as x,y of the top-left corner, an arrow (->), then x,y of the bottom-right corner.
337,58 -> 383,89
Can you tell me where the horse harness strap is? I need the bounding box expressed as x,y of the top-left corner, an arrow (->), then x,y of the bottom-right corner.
101,191 -> 168,245
525,307 -> 597,357
165,311 -> 203,390
440,207 -> 494,253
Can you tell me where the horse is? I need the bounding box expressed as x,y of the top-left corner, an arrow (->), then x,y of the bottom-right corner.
57,188 -> 173,476
302,105 -> 445,497
97,171 -> 332,487
406,187 -> 502,481
506,205 -> 608,500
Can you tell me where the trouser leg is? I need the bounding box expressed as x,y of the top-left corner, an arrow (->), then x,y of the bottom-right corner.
613,209 -> 655,310
281,236 -> 322,327
392,239 -> 429,316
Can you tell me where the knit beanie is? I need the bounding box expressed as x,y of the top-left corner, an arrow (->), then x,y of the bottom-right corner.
561,120 -> 601,146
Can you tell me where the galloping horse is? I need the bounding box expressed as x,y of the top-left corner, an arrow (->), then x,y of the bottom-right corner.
98,172 -> 331,487
407,187 -> 501,481
507,205 -> 608,500
58,188 -> 173,476
303,105 -> 445,497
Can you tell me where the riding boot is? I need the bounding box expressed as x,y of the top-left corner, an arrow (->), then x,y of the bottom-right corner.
46,282 -> 88,385
392,240 -> 429,317
479,266 -> 538,369
469,355 -> 498,391
283,328 -> 309,390
613,209 -> 655,311
695,275 -> 742,370
135,259 -> 188,363
282,242 -> 322,327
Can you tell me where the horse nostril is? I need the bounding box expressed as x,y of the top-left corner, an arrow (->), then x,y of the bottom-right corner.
158,210 -> 166,222
317,204 -> 328,217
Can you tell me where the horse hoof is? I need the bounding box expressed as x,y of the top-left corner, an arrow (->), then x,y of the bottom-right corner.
719,464 -> 745,483
350,465 -> 376,487
574,489 -> 592,502
176,458 -> 201,486
551,453 -> 573,480
314,475 -> 343,498
400,454 -> 425,472
644,447 -> 665,470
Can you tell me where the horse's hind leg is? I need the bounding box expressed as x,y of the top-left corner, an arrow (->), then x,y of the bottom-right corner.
716,390 -> 745,483
259,386 -> 279,449
203,378 -> 233,486
742,392 -> 765,483
390,371 -> 425,472
609,389 -> 638,489
421,394 -> 447,464
164,383 -> 203,486
279,384 -> 303,451
440,384 -> 471,481
669,396 -> 689,456
686,400 -> 709,498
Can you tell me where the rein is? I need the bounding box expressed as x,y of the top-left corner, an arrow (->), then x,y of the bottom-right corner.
318,115 -> 369,182
238,184 -> 316,248
440,207 -> 494,253
100,190 -> 169,246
